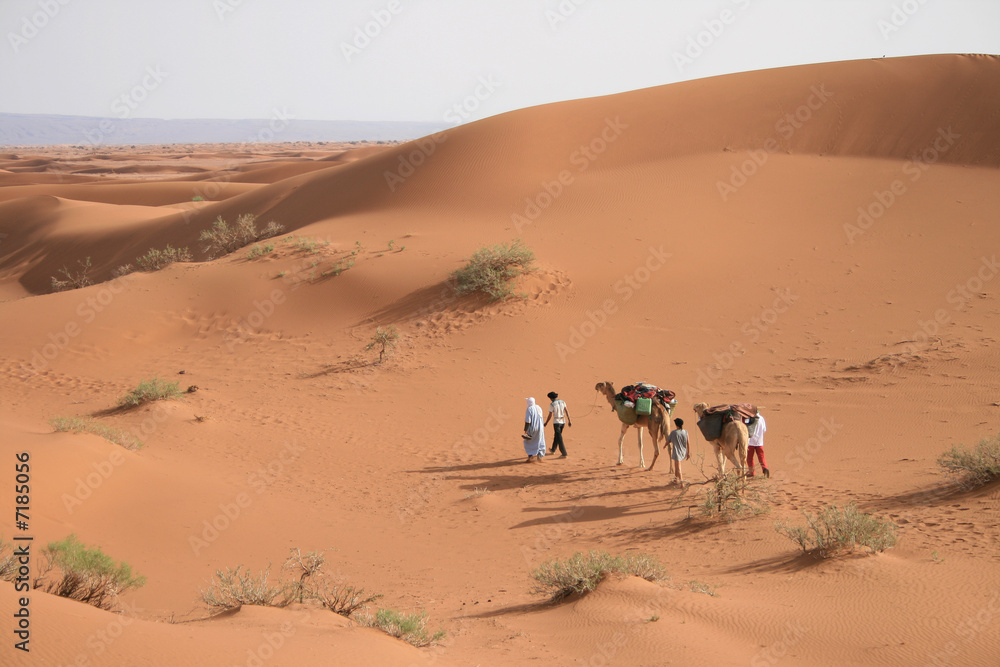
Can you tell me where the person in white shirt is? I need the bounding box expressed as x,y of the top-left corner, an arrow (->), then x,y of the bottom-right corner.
544,391 -> 572,457
746,413 -> 769,478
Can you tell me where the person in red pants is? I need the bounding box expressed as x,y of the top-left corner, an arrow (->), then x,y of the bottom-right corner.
746,412 -> 769,478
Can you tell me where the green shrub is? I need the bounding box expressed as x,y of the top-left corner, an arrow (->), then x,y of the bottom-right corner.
199,214 -> 284,258
49,416 -> 143,450
451,239 -> 535,301
775,503 -> 898,557
359,609 -> 445,647
531,550 -> 667,601
50,257 -> 93,292
365,325 -> 399,362
117,377 -> 183,408
938,433 -> 1000,488
135,245 -> 192,272
700,473 -> 772,521
36,535 -> 145,610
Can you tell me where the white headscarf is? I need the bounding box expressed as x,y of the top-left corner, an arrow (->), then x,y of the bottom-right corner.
525,397 -> 543,433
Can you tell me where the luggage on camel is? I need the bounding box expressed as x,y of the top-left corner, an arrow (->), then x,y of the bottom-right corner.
615,401 -> 639,425
698,403 -> 758,441
614,382 -> 677,414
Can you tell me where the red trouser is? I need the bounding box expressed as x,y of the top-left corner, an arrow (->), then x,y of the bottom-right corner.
747,446 -> 767,471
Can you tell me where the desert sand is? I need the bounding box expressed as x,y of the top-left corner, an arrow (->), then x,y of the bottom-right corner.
1,54 -> 999,666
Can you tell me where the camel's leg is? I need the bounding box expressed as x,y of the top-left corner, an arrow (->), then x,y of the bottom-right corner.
636,426 -> 646,468
617,424 -> 628,465
647,423 -> 660,472
715,443 -> 726,478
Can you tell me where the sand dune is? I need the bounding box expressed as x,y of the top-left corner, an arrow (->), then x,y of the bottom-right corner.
1,54 -> 999,666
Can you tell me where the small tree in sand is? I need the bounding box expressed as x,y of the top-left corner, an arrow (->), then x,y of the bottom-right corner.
366,326 -> 400,363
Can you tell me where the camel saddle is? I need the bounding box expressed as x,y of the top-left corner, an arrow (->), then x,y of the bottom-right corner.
703,403 -> 758,422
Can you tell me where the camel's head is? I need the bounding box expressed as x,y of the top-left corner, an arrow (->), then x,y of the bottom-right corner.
595,382 -> 616,405
693,402 -> 708,417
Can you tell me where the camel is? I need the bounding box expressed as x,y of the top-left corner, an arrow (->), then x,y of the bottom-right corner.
595,382 -> 672,471
692,402 -> 748,478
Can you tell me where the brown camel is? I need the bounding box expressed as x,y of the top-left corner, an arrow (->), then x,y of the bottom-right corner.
595,382 -> 672,471
692,402 -> 748,478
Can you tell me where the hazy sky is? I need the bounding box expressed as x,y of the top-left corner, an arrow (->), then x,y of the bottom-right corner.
2,0 -> 999,124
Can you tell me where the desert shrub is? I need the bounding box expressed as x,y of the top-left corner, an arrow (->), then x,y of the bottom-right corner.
313,584 -> 382,616
938,433 -> 1000,488
687,580 -> 719,597
451,239 -> 535,301
36,535 -> 145,610
246,243 -> 275,260
117,377 -> 183,408
531,550 -> 667,601
365,325 -> 399,362
49,416 -> 143,450
700,473 -> 772,521
199,214 -> 284,258
359,609 -> 445,647
775,503 -> 898,558
200,565 -> 286,609
135,245 -> 192,271
112,264 -> 135,278
50,257 -> 93,292
0,538 -> 16,583
288,236 -> 328,254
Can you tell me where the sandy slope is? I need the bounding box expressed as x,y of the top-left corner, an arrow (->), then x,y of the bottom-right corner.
1,54 -> 999,666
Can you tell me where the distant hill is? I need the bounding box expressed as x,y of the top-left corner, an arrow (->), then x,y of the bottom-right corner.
0,112 -> 449,146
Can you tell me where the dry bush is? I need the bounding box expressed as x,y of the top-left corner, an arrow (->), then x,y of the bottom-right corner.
938,433 -> 1000,488
0,539 -> 16,583
531,550 -> 667,601
117,377 -> 182,408
135,245 -> 192,272
358,609 -> 445,647
775,503 -> 898,557
35,535 -> 145,610
50,257 -> 93,292
49,416 -> 143,450
199,214 -> 284,258
700,473 -> 772,521
200,565 -> 286,609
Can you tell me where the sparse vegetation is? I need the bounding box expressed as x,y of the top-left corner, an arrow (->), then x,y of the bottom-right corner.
774,503 -> 898,558
0,538 -> 16,583
191,195 -> 205,202
35,534 -> 145,610
464,487 -> 491,499
451,239 -> 535,301
247,243 -> 275,260
50,257 -> 93,292
200,565 -> 286,609
135,245 -> 192,272
688,580 -> 719,597
387,239 -> 395,251
531,550 -> 667,601
700,473 -> 772,521
117,377 -> 183,408
112,264 -> 135,278
202,550 -> 382,617
199,214 -> 284,258
288,236 -> 328,254
937,432 -> 1000,488
366,325 -> 400,363
49,416 -> 143,450
359,609 -> 445,647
